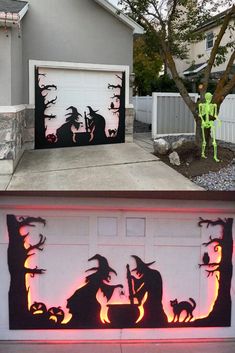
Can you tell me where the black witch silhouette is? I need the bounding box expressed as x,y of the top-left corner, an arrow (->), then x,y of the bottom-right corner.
85,106 -> 106,144
66,254 -> 123,328
131,255 -> 168,327
56,106 -> 82,145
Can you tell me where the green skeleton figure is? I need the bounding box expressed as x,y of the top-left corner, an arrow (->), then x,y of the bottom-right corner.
198,92 -> 221,162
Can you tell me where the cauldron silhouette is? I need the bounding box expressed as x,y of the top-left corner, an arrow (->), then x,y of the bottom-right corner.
107,303 -> 140,327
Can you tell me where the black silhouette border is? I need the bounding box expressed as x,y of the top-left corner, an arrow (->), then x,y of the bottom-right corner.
7,215 -> 233,330
35,68 -> 126,149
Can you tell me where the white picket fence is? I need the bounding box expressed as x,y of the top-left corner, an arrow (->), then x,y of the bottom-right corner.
133,93 -> 235,143
215,94 -> 235,144
133,95 -> 152,125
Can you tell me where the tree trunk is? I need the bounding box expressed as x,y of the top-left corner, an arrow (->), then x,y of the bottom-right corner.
7,215 -> 30,328
207,218 -> 233,326
195,116 -> 202,147
7,215 -> 46,329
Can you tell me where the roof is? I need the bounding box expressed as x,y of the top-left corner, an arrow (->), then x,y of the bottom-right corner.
0,0 -> 143,33
0,0 -> 27,13
94,0 -> 144,34
183,62 -> 207,75
198,6 -> 235,31
0,0 -> 28,24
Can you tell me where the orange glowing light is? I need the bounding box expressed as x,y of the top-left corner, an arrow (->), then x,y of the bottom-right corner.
25,258 -> 32,310
61,314 -> 72,325
198,272 -> 220,319
197,245 -> 222,319
167,313 -> 174,323
96,289 -> 111,324
100,306 -> 111,324
49,315 -> 58,323
135,292 -> 148,323
33,310 -> 44,315
19,226 -> 28,237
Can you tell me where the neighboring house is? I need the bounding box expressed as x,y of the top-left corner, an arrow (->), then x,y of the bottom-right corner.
176,8 -> 235,85
0,0 -> 143,173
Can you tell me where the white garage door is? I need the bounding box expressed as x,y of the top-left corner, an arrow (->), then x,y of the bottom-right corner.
4,208 -> 234,338
34,66 -> 126,149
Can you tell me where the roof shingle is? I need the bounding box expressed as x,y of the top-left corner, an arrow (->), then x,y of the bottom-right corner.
0,0 -> 28,13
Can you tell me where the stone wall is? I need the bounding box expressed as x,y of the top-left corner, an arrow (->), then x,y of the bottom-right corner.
0,108 -> 26,174
24,107 -> 35,150
125,106 -> 134,142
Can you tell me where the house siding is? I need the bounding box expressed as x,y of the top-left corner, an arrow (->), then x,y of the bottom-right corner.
0,28 -> 12,105
190,21 -> 234,73
176,19 -> 234,77
11,27 -> 23,105
21,0 -> 133,104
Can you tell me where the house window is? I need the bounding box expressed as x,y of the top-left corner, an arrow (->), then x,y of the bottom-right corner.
206,32 -> 214,50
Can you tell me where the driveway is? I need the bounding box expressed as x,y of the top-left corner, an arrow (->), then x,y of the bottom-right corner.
0,138 -> 203,191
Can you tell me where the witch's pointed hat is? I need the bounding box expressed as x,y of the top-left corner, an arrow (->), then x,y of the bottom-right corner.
65,106 -> 82,121
87,106 -> 99,116
131,255 -> 155,272
86,254 -> 117,275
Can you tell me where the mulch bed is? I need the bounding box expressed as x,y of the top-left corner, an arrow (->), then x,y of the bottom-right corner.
155,144 -> 234,179
134,119 -> 235,179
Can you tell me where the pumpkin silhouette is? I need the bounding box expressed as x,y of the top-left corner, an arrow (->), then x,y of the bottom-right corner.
47,306 -> 65,324
46,133 -> 57,144
30,302 -> 47,316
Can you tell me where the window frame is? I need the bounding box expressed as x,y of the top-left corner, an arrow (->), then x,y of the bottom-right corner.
206,31 -> 214,50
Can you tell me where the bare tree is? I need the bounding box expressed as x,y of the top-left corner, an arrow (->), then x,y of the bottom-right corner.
7,215 -> 46,328
197,217 -> 233,326
35,67 -> 57,148
118,0 -> 235,145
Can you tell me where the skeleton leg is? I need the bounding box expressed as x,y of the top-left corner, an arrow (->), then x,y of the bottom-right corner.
211,124 -> 219,162
201,126 -> 207,159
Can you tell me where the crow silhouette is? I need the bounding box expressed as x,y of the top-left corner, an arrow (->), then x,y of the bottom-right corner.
202,252 -> 210,265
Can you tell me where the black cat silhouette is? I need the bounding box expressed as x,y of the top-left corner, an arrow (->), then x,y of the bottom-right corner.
108,129 -> 117,137
170,298 -> 196,322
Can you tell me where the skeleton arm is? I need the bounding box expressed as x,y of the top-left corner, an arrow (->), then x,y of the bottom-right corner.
198,103 -> 206,126
213,104 -> 222,126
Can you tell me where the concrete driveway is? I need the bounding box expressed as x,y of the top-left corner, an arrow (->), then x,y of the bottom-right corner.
0,141 -> 202,191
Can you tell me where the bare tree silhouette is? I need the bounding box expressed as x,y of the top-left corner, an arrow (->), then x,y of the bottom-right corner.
108,73 -> 125,142
196,217 -> 233,326
7,215 -> 46,328
35,67 -> 57,148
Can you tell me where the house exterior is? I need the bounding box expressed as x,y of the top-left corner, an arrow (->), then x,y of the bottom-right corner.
0,192 -> 234,341
176,8 -> 235,83
0,0 -> 143,173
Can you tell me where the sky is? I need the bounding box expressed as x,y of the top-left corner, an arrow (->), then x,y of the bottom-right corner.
108,0 -> 120,7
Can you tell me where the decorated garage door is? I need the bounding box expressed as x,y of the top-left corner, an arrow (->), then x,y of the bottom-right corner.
6,211 -> 234,331
34,67 -> 125,149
